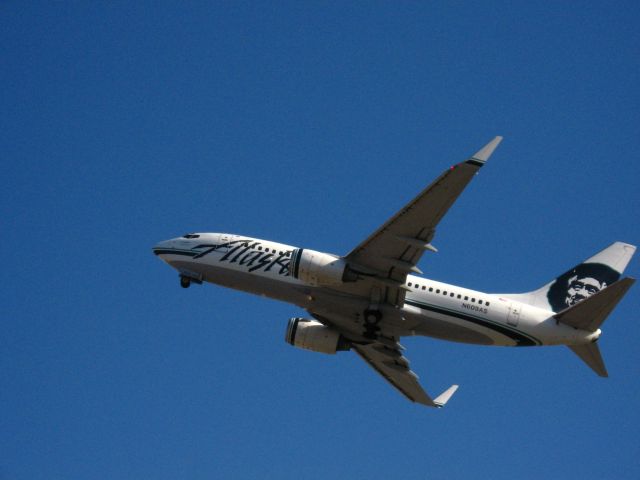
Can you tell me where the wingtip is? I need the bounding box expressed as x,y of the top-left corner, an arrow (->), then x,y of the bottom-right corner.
470,136 -> 503,163
434,384 -> 459,407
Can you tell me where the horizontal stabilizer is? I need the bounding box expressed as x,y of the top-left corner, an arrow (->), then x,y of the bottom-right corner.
553,277 -> 635,331
434,385 -> 459,407
568,344 -> 608,377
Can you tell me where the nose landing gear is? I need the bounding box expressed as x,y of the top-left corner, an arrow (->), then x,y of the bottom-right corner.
178,270 -> 203,289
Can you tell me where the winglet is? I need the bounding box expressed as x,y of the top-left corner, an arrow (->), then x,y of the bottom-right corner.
469,136 -> 503,164
433,384 -> 459,408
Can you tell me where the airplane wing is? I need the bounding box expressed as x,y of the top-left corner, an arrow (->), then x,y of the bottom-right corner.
345,137 -> 503,306
353,341 -> 458,407
311,310 -> 458,407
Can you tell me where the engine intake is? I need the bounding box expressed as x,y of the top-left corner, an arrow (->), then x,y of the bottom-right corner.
285,318 -> 350,354
288,248 -> 357,286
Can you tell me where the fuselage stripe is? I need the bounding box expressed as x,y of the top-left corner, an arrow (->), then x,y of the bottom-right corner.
404,298 -> 540,346
292,248 -> 303,278
153,249 -> 197,257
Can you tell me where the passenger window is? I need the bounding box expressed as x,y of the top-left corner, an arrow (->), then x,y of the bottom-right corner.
436,289 -> 440,294
457,294 -> 461,299
258,246 -> 262,250
443,291 -> 447,295
422,286 -> 426,290
486,302 -> 490,307
415,284 -> 419,289
429,287 -> 433,292
471,298 -> 475,302
408,282 -> 412,287
479,300 -> 483,305
464,296 -> 468,301
450,293 -> 454,297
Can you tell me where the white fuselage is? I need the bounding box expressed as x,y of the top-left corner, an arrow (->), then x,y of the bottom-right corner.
153,233 -> 599,349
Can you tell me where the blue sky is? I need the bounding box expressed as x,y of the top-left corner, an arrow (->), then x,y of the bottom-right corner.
2,2 -> 640,479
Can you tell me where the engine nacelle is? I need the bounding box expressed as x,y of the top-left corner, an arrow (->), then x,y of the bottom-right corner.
285,318 -> 350,354
288,248 -> 356,286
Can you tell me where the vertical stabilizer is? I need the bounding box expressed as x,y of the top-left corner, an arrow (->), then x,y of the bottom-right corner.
505,242 -> 636,312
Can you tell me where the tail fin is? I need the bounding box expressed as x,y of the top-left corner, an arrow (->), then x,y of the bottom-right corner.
557,277 -> 634,377
506,242 -> 636,312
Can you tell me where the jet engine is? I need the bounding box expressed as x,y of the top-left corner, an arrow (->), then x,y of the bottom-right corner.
288,248 -> 357,286
285,318 -> 351,354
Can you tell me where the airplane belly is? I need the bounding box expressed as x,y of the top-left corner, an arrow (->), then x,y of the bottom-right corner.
402,301 -> 540,346
404,309 -> 494,345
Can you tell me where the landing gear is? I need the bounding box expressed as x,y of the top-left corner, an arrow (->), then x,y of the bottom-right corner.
180,276 -> 191,288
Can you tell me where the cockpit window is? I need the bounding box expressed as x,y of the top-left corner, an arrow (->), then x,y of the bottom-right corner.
182,234 -> 200,239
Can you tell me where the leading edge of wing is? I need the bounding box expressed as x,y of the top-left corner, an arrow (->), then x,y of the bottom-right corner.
353,342 -> 458,408
344,137 -> 503,297
347,136 -> 503,259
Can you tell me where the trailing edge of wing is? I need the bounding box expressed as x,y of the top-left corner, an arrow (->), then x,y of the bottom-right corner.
353,342 -> 458,408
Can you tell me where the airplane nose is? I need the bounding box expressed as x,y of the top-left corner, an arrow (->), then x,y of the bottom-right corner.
152,239 -> 174,256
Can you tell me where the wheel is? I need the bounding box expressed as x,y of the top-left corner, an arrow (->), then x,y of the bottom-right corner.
363,309 -> 381,325
180,276 -> 191,288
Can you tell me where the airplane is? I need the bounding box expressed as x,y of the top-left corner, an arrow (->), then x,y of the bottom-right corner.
153,137 -> 636,408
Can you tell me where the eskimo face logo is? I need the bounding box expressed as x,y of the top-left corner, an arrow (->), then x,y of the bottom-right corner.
546,263 -> 619,312
566,276 -> 601,304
